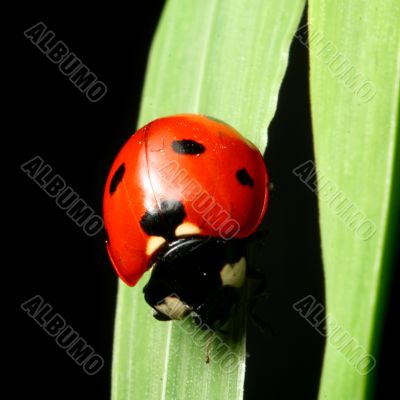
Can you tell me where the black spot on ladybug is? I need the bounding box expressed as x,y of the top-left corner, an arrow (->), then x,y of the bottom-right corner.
109,163 -> 125,195
140,200 -> 186,241
236,168 -> 254,187
172,140 -> 205,155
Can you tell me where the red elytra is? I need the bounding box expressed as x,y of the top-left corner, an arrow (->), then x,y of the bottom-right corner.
103,114 -> 269,286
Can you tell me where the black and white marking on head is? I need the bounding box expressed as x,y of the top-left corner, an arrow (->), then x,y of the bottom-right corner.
220,257 -> 246,288
154,296 -> 192,320
109,163 -> 126,195
140,200 -> 186,240
171,139 -> 205,155
236,168 -> 254,187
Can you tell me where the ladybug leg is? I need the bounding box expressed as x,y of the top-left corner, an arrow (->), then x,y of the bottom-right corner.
192,286 -> 240,329
246,268 -> 274,334
247,268 -> 266,297
216,327 -> 229,335
248,305 -> 274,335
246,230 -> 269,247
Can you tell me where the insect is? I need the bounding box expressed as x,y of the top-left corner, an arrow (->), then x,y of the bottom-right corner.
103,114 -> 269,327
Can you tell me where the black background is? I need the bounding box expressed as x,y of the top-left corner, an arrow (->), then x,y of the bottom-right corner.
10,3 -> 396,399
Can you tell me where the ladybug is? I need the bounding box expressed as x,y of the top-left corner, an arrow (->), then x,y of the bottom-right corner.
103,114 -> 269,327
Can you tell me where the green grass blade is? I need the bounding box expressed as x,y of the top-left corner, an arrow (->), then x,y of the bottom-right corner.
112,1 -> 305,399
307,1 -> 400,398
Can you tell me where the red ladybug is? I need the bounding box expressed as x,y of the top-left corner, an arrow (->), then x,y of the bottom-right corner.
103,114 -> 269,326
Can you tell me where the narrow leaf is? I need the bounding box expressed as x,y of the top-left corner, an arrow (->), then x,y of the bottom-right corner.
308,1 -> 400,398
112,0 -> 306,399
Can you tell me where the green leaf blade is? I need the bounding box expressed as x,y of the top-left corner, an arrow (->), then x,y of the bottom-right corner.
139,0 -> 306,150
112,0 -> 306,399
308,0 -> 400,398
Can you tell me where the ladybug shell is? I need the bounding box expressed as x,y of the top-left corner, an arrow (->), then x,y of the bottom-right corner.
103,114 -> 268,286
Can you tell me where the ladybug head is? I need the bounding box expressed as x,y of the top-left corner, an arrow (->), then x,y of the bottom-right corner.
143,236 -> 246,327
